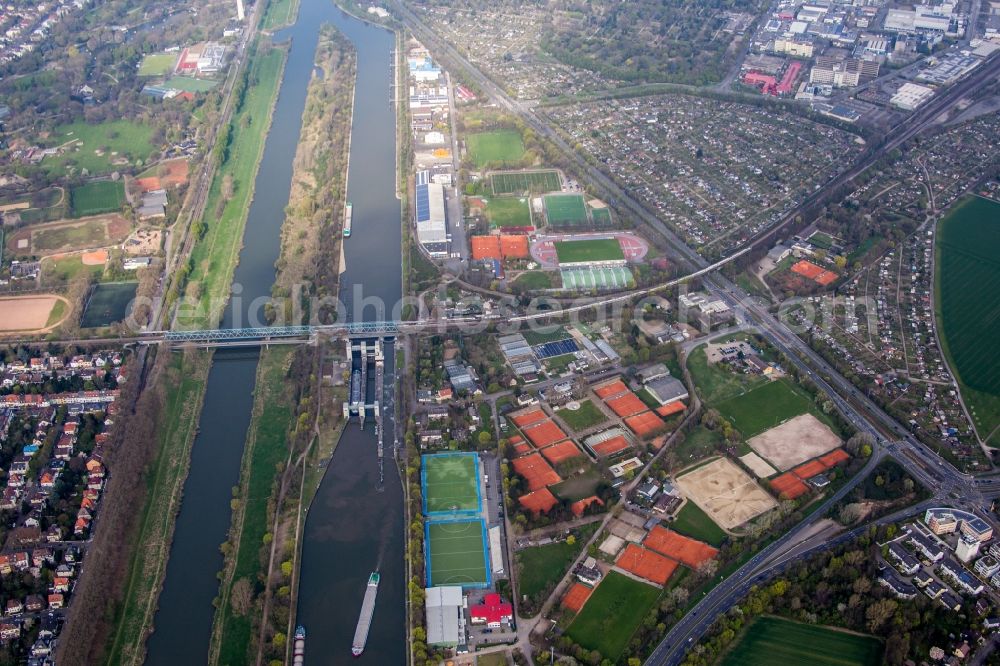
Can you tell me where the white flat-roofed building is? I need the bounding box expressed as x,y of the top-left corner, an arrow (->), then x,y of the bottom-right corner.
891,83 -> 935,111
425,586 -> 465,647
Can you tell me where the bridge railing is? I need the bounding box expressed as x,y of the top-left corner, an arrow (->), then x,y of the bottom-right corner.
155,320 -> 403,343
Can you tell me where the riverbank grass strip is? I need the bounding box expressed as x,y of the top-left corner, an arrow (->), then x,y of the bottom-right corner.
211,347 -> 298,665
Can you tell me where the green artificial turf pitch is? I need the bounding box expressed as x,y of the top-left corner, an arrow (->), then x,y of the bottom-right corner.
544,193 -> 589,226
490,170 -> 561,195
426,520 -> 489,586
70,181 -> 125,218
423,453 -> 479,513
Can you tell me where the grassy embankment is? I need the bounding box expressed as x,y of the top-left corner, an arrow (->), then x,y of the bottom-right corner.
211,26 -> 356,665
210,348 -> 298,665
174,45 -> 286,330
261,0 -> 301,30
104,350 -> 212,666
105,36 -> 288,666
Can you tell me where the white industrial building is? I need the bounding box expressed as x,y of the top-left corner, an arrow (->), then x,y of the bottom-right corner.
425,586 -> 466,647
891,83 -> 935,111
414,171 -> 449,255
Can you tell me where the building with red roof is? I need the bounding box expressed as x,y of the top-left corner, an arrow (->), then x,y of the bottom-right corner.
470,593 -> 513,628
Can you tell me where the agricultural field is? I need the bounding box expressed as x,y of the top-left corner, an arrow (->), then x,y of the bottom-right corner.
138,53 -> 177,77
936,195 -> 1000,443
485,197 -> 532,228
42,120 -> 157,175
721,616 -> 882,666
467,130 -> 524,167
565,571 -> 661,660
70,181 -> 126,218
554,238 -> 623,264
555,399 -> 607,432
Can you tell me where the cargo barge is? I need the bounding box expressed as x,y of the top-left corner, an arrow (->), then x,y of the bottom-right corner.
344,202 -> 353,237
292,626 -> 305,665
351,572 -> 380,657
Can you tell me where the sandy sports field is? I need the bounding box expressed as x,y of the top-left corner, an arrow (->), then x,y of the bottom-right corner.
746,413 -> 841,471
0,295 -> 69,332
739,452 -> 777,478
675,458 -> 777,531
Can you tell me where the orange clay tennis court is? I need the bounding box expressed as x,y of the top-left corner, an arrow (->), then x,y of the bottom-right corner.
615,543 -> 678,586
512,408 -> 548,427
512,453 -> 562,490
570,495 -> 603,516
625,411 -> 666,437
540,440 -> 583,465
561,582 -> 594,612
591,434 -> 632,457
792,459 -> 826,479
791,260 -> 838,286
594,379 -> 628,399
606,392 -> 648,417
770,472 -> 809,499
518,488 -> 558,514
523,419 -> 568,448
819,448 -> 850,468
513,441 -> 532,455
643,526 -> 718,569
656,400 -> 686,417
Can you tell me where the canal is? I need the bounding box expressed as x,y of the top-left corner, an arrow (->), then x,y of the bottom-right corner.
144,1 -> 404,664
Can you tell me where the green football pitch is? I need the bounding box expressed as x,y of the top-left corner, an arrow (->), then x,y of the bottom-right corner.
490,170 -> 561,195
424,454 -> 479,513
427,520 -> 489,586
555,238 -> 625,264
544,193 -> 589,226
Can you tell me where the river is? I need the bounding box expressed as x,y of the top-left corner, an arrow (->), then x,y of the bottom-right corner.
143,1 -> 404,664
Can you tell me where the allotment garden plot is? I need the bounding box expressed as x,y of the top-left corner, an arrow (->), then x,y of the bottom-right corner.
675,457 -> 776,530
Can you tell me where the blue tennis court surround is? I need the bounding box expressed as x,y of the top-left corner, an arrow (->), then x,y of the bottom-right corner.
421,452 -> 483,518
424,517 -> 492,589
533,339 -> 579,359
